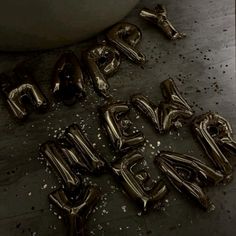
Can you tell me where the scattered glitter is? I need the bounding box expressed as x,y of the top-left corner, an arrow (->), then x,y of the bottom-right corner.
121,205 -> 127,213
41,184 -> 48,189
97,224 -> 103,230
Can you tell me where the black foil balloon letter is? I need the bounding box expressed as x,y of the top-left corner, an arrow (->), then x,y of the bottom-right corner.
193,112 -> 236,183
155,151 -> 223,210
0,68 -> 48,120
49,185 -> 101,236
140,4 -> 186,40
84,44 -> 121,98
65,124 -> 106,174
41,124 -> 106,176
100,101 -> 145,152
112,150 -> 168,211
106,22 -> 146,64
131,79 -> 193,133
40,141 -> 81,190
160,78 -> 191,108
159,78 -> 193,131
131,94 -> 160,131
41,127 -> 103,235
52,51 -> 86,105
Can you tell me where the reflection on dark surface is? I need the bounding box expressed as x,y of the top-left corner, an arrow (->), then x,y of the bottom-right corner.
131,79 -> 193,133
49,185 -> 101,236
52,51 -> 86,106
140,4 -> 186,40
193,112 -> 236,183
107,22 -> 146,64
99,101 -> 145,152
155,151 -> 223,209
0,67 -> 48,119
84,44 -> 121,98
112,150 -> 168,211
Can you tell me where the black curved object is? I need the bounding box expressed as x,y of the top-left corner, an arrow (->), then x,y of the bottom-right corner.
49,185 -> 101,236
193,112 -> 236,183
140,4 -> 186,40
65,124 -> 106,174
99,101 -> 145,152
40,124 -> 106,178
106,22 -> 146,64
0,67 -> 48,120
131,79 -> 193,133
155,151 -> 223,210
84,44 -> 121,98
40,141 -> 81,191
52,51 -> 86,106
112,150 -> 168,211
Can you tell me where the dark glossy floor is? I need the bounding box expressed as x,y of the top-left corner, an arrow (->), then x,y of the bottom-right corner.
0,0 -> 235,235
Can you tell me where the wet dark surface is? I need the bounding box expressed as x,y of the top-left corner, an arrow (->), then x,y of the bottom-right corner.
0,0 -> 235,235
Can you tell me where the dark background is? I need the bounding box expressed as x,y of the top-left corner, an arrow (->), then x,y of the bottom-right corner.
0,0 -> 235,235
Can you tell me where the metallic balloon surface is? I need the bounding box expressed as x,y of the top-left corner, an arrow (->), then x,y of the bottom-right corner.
40,141 -> 81,190
49,185 -> 101,236
140,4 -> 186,40
65,124 -> 106,174
0,67 -> 48,120
84,44 -> 121,98
100,101 -> 145,152
40,124 -> 106,179
155,151 -> 223,209
52,51 -> 86,106
107,22 -> 146,64
193,112 -> 236,183
132,79 -> 193,133
112,150 -> 168,211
